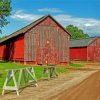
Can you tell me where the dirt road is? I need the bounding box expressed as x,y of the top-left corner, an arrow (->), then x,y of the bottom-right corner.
50,71 -> 100,100
0,70 -> 95,100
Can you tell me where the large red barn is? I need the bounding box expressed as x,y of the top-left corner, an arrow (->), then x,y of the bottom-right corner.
70,37 -> 100,62
0,15 -> 70,64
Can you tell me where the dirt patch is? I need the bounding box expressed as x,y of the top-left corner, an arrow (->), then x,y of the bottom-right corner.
0,70 -> 96,100
49,71 -> 100,100
84,64 -> 100,70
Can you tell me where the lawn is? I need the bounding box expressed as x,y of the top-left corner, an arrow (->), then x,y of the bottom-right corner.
0,61 -> 83,93
68,62 -> 83,68
0,62 -> 67,93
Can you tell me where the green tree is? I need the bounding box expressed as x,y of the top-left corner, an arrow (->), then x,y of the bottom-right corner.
0,0 -> 11,33
66,25 -> 89,39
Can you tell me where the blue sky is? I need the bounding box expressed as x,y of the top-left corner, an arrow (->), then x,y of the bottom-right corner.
1,0 -> 100,37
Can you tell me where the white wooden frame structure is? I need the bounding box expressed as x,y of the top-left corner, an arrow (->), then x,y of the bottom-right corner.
2,67 -> 38,95
42,64 -> 58,80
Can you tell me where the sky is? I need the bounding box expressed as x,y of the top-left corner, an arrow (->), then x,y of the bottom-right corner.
1,0 -> 100,37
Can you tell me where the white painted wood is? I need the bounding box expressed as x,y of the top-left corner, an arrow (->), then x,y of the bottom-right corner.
2,67 -> 37,95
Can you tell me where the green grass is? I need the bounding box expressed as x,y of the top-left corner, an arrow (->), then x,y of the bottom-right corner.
0,61 -> 69,93
68,62 -> 83,68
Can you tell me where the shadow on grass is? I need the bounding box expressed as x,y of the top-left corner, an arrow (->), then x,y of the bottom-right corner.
0,61 -> 9,63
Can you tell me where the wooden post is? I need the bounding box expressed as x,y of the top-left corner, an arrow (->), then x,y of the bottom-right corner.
24,61 -> 27,65
25,67 -> 38,87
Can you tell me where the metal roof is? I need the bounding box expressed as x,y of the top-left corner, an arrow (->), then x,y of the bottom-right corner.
70,37 -> 97,48
0,15 -> 70,43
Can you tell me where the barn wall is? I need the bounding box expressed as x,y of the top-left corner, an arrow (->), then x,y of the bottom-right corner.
0,35 -> 24,61
24,17 -> 70,64
87,37 -> 100,62
70,47 -> 87,61
0,44 -> 5,60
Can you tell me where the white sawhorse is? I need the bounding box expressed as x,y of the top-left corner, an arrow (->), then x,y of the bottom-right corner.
2,67 -> 38,95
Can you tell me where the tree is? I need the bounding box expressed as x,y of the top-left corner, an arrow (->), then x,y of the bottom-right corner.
0,0 -> 11,33
66,25 -> 89,39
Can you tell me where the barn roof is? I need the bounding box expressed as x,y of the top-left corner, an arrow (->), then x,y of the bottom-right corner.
70,37 -> 98,48
0,15 -> 70,43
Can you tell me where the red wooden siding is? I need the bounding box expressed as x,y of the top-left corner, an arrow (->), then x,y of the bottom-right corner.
87,38 -> 100,62
70,47 -> 87,61
12,35 -> 24,61
70,37 -> 100,62
24,17 -> 70,64
0,35 -> 24,61
0,44 -> 5,60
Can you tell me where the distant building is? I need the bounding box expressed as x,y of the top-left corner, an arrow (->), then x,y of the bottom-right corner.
0,15 -> 70,64
70,37 -> 100,62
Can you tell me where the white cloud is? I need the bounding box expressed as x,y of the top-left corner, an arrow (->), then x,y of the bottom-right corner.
54,15 -> 100,36
11,10 -> 100,36
85,23 -> 93,27
38,8 -> 63,13
11,10 -> 42,22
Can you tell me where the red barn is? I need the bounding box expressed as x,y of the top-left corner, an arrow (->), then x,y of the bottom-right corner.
70,37 -> 100,62
0,15 -> 70,64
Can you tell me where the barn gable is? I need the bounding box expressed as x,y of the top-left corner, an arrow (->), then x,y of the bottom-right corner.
87,37 -> 100,62
24,15 -> 70,64
0,15 -> 70,44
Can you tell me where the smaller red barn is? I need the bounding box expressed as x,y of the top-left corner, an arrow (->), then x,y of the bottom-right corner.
70,37 -> 100,62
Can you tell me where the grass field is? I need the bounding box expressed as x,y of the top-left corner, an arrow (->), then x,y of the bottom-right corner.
0,61 -> 83,93
68,63 -> 83,68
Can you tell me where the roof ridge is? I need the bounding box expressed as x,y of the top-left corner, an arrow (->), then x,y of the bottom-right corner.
70,36 -> 97,41
0,15 -> 70,43
4,15 -> 47,37
70,36 -> 99,48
